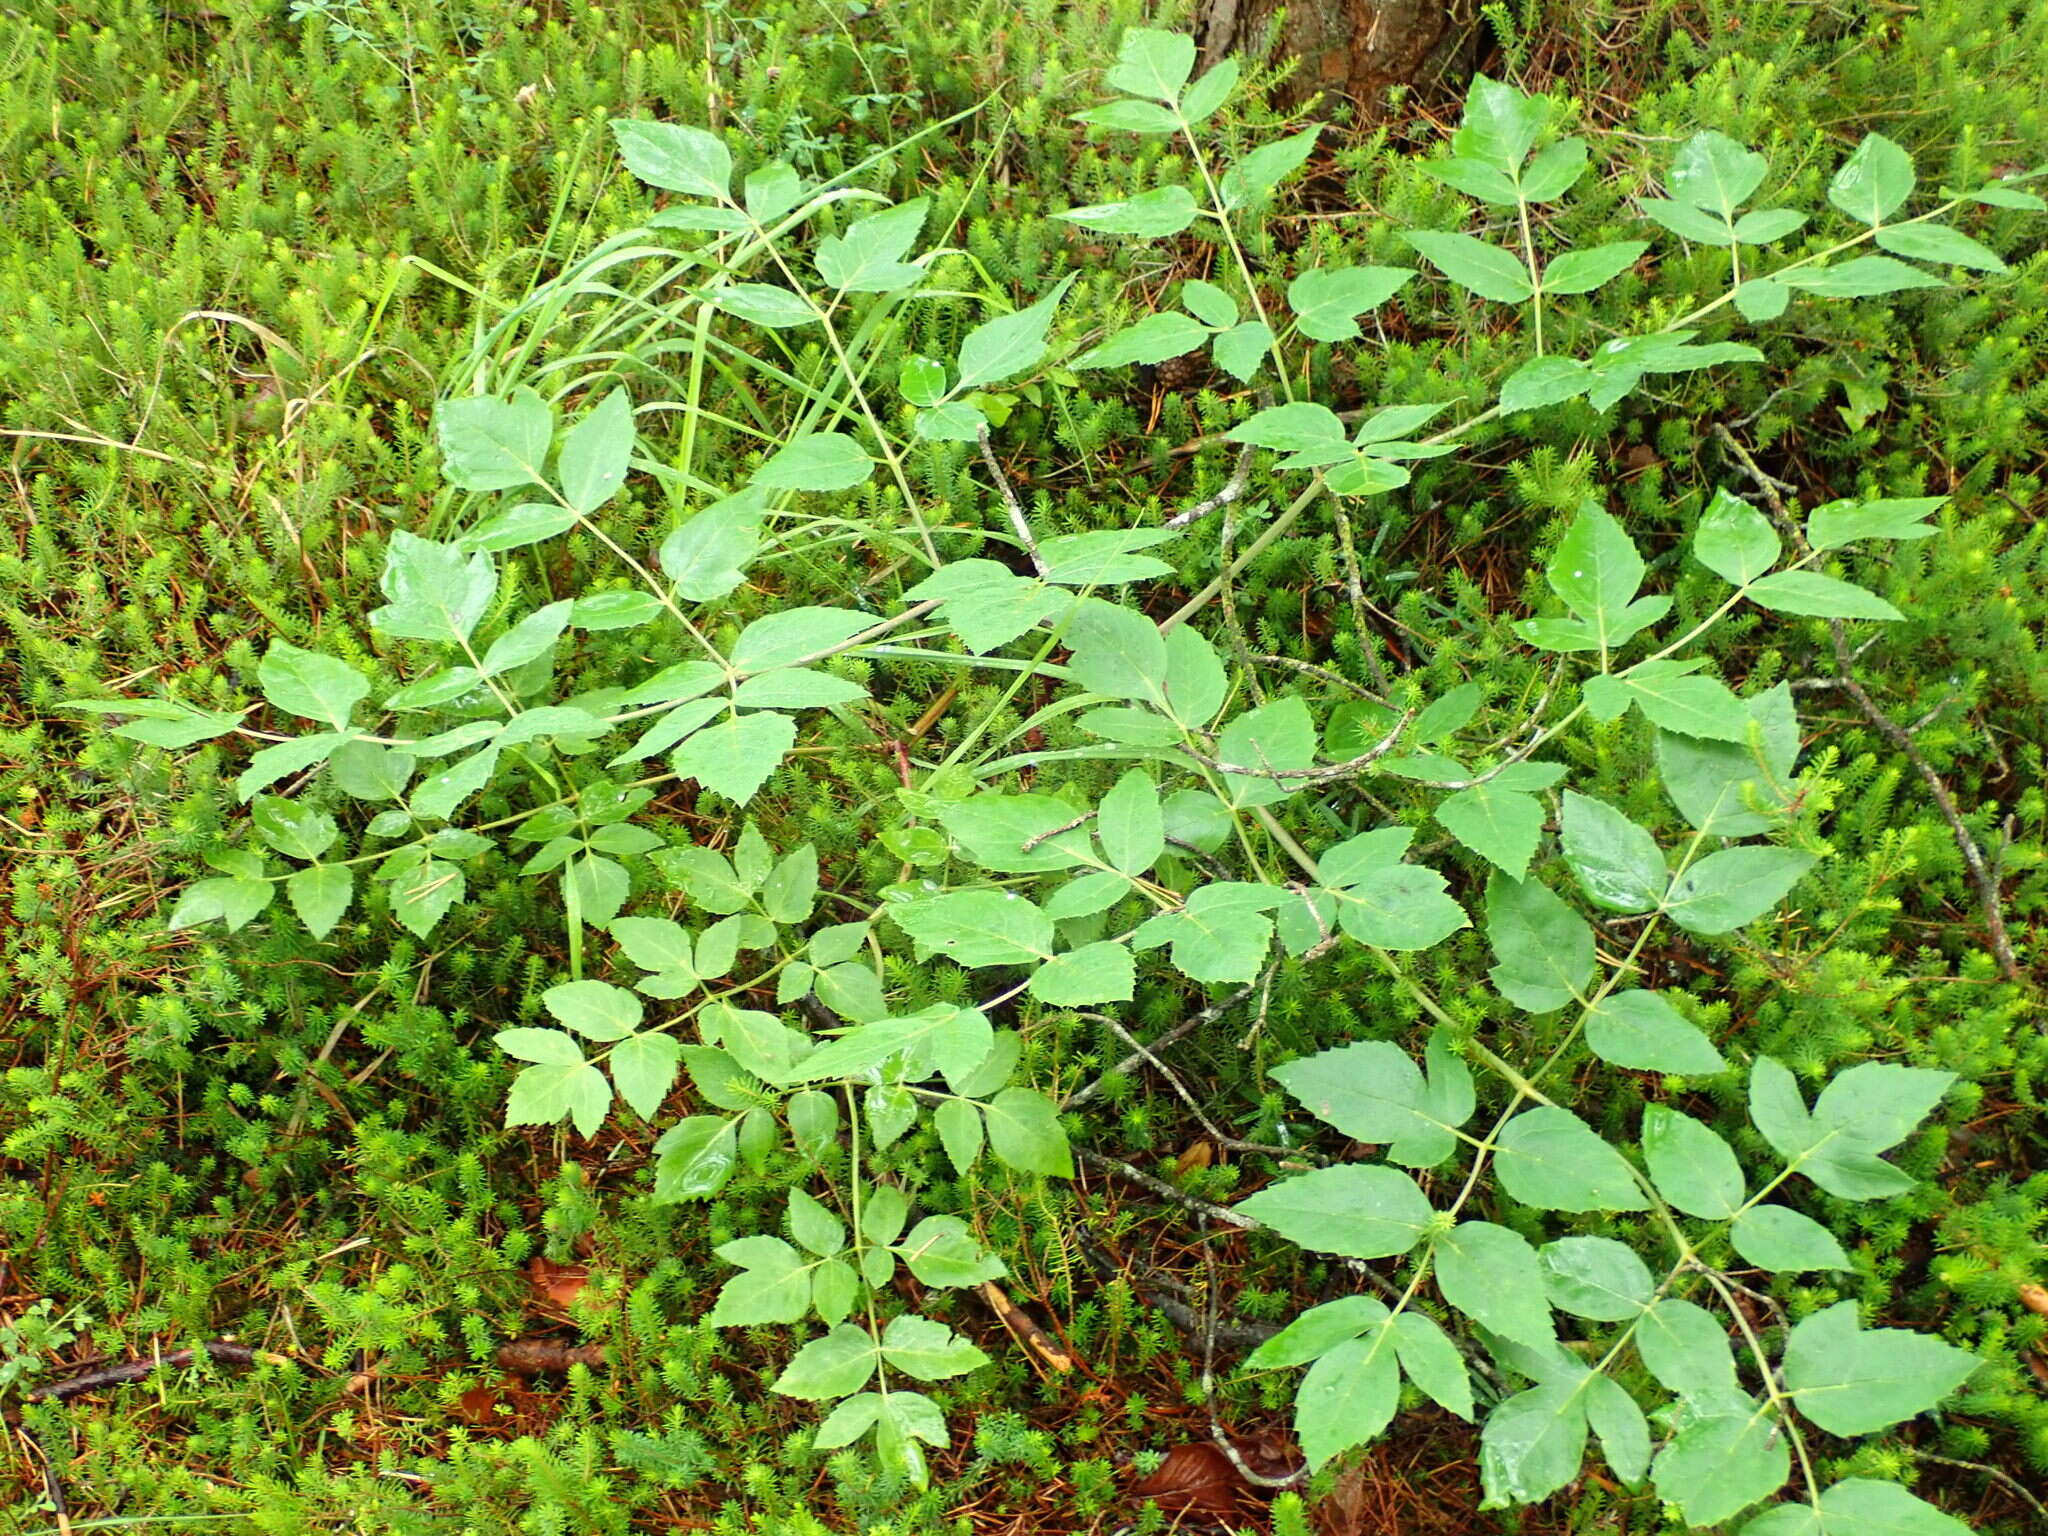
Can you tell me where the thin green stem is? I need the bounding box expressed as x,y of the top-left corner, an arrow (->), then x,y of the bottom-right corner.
750,219 -> 941,566
1664,193 -> 1974,335
1516,188 -> 1545,356
1179,117 -> 1295,398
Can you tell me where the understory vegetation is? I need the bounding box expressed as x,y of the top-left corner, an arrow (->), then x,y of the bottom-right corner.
3,1 -> 2046,1532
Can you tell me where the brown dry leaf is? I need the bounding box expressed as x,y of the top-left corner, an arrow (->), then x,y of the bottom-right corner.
1131,1441 -> 1245,1518
452,1376 -> 547,1432
1173,1141 -> 1216,1176
1311,1463 -> 1376,1536
2017,1282 -> 2048,1318
527,1256 -> 589,1309
1234,1424 -> 1303,1483
1619,442 -> 1662,476
452,1383 -> 503,1425
496,1338 -> 604,1375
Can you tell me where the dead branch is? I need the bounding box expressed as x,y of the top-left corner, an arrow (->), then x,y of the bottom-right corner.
25,1340 -> 288,1402
1714,423 -> 2021,981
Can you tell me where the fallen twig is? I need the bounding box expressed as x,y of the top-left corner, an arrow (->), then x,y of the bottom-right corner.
1195,1217 -> 1308,1491
25,1340 -> 288,1402
1906,1448 -> 2048,1524
495,1337 -> 605,1375
1074,1225 -> 1278,1352
1163,440 -> 1257,532
1714,423 -> 2021,981
1062,973 -> 1269,1111
978,1280 -> 1075,1374
1254,652 -> 1387,703
1328,495 -> 1393,691
1177,707 -> 1412,784
11,1421 -> 70,1535
1070,1010 -> 1307,1163
976,425 -> 1047,578
1076,1148 -> 1406,1306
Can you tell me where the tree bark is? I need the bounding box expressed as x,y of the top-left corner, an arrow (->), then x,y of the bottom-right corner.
1196,0 -> 1478,117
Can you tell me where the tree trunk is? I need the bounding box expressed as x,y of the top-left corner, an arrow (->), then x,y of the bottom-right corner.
1196,0 -> 1478,117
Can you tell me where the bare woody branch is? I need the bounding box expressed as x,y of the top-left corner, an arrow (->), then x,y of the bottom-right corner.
1713,423 -> 2021,982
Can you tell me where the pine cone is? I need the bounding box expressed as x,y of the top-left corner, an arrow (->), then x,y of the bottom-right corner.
1154,348 -> 1211,393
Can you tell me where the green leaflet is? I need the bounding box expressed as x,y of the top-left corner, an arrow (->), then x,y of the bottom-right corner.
878,1314 -> 990,1381
1537,1236 -> 1653,1320
1245,1295 -> 1388,1369
1585,991 -> 1726,1075
1636,1298 -> 1739,1401
558,387 -> 634,513
1516,502 -> 1669,655
815,198 -> 928,292
1132,881 -> 1284,983
1559,791 -> 1666,912
1406,230 -> 1533,302
1095,768 -> 1165,875
772,1324 -> 878,1400
1584,1374 -> 1650,1487
435,387 -> 552,491
1479,1381 -> 1590,1507
954,274 -> 1076,391
1544,241 -> 1647,294
1437,780 -> 1544,878
1638,1302 -> 1736,1409
707,1236 -> 811,1326
1730,1206 -> 1850,1272
1270,1031 -> 1472,1169
1663,847 -> 1816,934
258,642 -> 368,732
1500,356 -> 1592,414
671,711 -> 795,806
613,118 -> 731,199
1237,1165 -> 1436,1260
1695,488 -> 1781,584
1651,1405 -> 1790,1526
502,1028 -> 611,1137
1641,131 -> 1779,246
1808,495 -> 1946,549
1781,1302 -> 1979,1436
981,1087 -> 1073,1176
1494,1108 -> 1649,1212
1027,941 -> 1134,1005
1390,1312 -> 1473,1420
895,1215 -> 1004,1288
1057,185 -> 1200,239
660,488 -> 766,603
1656,683 -> 1800,837
1286,265 -> 1415,341
1326,863 -> 1469,950
287,865 -> 352,939
1642,1105 -> 1744,1218
1486,873 -> 1594,1011
892,888 -> 1053,967
371,531 -> 498,644
1584,661 -> 1750,742
1435,1221 -> 1554,1346
1741,1479 -> 1975,1536
754,433 -> 871,492
1749,1056 -> 1954,1201
1103,25 -> 1194,103
1294,1328 -> 1400,1470
1270,1040 -> 1430,1144
1828,132 -> 1916,225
